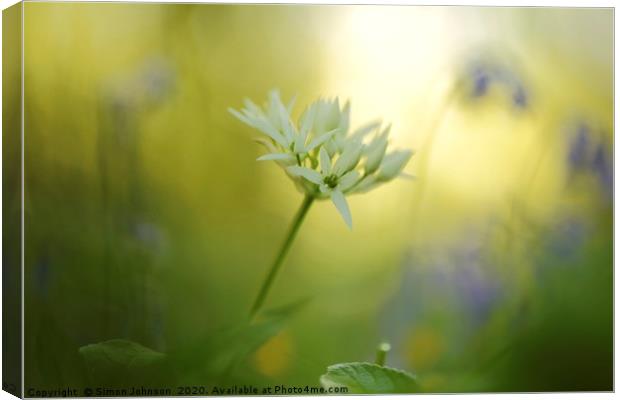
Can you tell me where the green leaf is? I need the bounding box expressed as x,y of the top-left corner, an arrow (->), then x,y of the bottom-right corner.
79,339 -> 167,386
320,362 -> 420,394
170,299 -> 308,384
80,339 -> 165,370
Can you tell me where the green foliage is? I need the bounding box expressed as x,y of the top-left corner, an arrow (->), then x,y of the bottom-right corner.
320,362 -> 420,394
79,339 -> 167,387
171,299 -> 308,384
78,300 -> 307,387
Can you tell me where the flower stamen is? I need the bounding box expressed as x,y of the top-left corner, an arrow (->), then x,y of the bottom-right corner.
324,174 -> 339,189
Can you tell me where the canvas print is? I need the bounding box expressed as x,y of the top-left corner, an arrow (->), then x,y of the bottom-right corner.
2,3 -> 613,397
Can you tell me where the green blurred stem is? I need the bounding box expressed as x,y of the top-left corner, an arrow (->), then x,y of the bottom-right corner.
249,195 -> 315,320
411,89 -> 458,213
375,342 -> 391,366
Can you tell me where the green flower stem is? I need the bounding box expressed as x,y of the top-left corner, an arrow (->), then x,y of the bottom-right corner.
249,194 -> 315,320
375,342 -> 391,366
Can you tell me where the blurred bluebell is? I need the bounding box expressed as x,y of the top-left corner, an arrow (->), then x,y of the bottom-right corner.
546,217 -> 587,262
462,60 -> 529,110
534,216 -> 590,288
511,83 -> 528,109
379,230 -> 503,370
130,221 -> 167,253
565,120 -> 612,199
592,144 -> 613,197
453,260 -> 501,325
471,65 -> 490,97
104,56 -> 176,113
139,58 -> 176,107
567,123 -> 590,170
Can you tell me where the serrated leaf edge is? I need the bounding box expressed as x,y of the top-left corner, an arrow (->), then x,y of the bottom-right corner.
320,361 -> 419,393
326,362 -> 417,381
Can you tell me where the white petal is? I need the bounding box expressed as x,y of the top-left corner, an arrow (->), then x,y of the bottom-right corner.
327,98 -> 341,129
338,100 -> 351,135
257,153 -> 296,162
333,140 -> 363,176
253,137 -> 278,153
330,190 -> 352,229
319,147 -> 332,175
267,93 -> 281,126
294,136 -> 307,155
253,117 -> 289,147
378,150 -> 413,181
354,174 -> 379,193
287,166 -> 323,184
315,98 -> 340,134
243,98 -> 263,116
279,108 -> 295,143
365,136 -> 388,173
273,97 -> 294,141
323,140 -> 339,157
306,128 -> 340,152
287,94 -> 297,114
299,104 -> 315,136
379,123 -> 392,138
229,108 -> 254,126
267,90 -> 294,142
351,119 -> 382,141
339,170 -> 360,192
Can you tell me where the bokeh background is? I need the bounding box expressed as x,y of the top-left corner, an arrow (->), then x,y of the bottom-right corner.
17,3 -> 612,393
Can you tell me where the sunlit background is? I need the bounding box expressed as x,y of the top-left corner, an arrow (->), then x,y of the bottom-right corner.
14,3 -> 612,393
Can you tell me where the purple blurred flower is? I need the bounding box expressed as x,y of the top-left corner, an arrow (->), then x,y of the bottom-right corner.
464,61 -> 529,109
453,263 -> 501,324
592,144 -> 613,197
379,228 -> 503,369
547,218 -> 587,260
131,221 -> 166,250
471,66 -> 491,98
567,123 -> 590,170
565,121 -> 612,199
104,56 -> 176,113
139,58 -> 176,106
511,84 -> 528,109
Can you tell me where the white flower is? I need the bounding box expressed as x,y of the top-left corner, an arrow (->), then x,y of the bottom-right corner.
287,145 -> 363,228
229,90 -> 340,165
230,90 -> 414,229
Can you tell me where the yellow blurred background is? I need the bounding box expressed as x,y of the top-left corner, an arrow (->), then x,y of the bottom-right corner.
19,3 -> 612,392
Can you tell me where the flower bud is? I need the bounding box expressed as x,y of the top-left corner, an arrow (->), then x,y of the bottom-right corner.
377,150 -> 413,181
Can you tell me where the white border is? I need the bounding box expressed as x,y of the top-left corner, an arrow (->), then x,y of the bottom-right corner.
0,2 -> 615,400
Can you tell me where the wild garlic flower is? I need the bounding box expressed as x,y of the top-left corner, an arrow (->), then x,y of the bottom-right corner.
229,90 -> 413,228
229,90 -> 341,165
